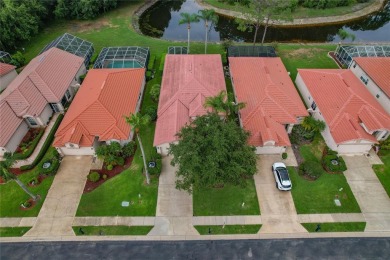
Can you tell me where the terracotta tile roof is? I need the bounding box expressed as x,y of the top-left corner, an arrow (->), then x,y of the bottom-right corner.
229,57 -> 308,147
154,54 -> 226,146
297,69 -> 390,144
54,68 -> 145,147
354,57 -> 390,97
0,62 -> 15,76
0,101 -> 23,147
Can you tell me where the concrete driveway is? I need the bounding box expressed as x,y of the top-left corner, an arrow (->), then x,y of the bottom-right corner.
25,156 -> 92,237
343,155 -> 390,231
148,156 -> 197,236
255,155 -> 307,233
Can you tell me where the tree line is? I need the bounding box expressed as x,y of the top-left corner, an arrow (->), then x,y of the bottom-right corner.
0,0 -> 118,51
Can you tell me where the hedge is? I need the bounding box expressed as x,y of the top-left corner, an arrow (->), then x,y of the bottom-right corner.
13,128 -> 45,160
158,54 -> 166,71
148,55 -> 156,71
299,160 -> 323,180
20,114 -> 64,171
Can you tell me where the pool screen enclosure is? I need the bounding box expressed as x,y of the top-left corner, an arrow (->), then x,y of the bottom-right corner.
335,45 -> 390,68
93,46 -> 150,69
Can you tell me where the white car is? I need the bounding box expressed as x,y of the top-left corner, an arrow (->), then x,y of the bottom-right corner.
272,162 -> 292,191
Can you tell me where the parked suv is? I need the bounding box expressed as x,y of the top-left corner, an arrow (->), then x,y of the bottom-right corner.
272,162 -> 292,191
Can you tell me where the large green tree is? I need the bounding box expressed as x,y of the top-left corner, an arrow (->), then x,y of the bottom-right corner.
125,112 -> 151,185
178,12 -> 200,54
197,9 -> 218,54
169,113 -> 257,193
54,0 -> 117,20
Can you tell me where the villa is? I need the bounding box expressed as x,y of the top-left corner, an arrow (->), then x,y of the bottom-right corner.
0,62 -> 17,91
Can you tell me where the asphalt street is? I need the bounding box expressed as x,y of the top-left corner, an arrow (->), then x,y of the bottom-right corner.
1,237 -> 390,260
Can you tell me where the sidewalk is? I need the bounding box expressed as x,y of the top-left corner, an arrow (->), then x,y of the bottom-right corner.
13,113 -> 60,168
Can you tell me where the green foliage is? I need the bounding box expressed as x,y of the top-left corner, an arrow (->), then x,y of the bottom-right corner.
10,51 -> 27,68
106,165 -> 113,171
301,116 -> 326,133
122,141 -> 136,158
301,0 -> 354,9
379,137 -> 390,150
149,84 -> 161,103
40,151 -> 61,175
54,0 -> 118,20
20,114 -> 64,171
299,160 -> 323,180
148,153 -> 162,175
143,106 -> 158,121
88,172 -> 101,182
13,129 -> 45,160
282,152 -> 288,159
337,28 -> 356,41
148,55 -> 156,70
102,174 -> 108,180
290,125 -> 315,144
96,141 -> 124,167
159,54 -> 166,71
170,113 -> 257,193
204,91 -> 245,121
321,147 -> 347,173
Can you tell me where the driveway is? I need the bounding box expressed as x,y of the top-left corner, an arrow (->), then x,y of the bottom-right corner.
343,155 -> 390,231
255,155 -> 307,233
148,156 -> 197,236
24,156 -> 92,237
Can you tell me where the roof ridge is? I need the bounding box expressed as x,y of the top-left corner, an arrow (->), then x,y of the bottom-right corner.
264,84 -> 299,122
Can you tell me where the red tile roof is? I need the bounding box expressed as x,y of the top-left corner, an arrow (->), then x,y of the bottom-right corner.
54,68 -> 145,147
0,101 -> 23,147
229,57 -> 308,147
354,57 -> 390,97
154,54 -> 226,146
0,62 -> 15,76
297,69 -> 390,144
1,47 -> 84,116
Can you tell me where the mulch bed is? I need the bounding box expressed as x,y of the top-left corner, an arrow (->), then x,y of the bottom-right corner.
15,128 -> 42,154
328,51 -> 344,68
9,168 -> 28,175
83,156 -> 134,193
19,195 -> 40,211
27,174 -> 48,187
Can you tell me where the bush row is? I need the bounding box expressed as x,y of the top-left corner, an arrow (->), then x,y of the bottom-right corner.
13,129 -> 45,160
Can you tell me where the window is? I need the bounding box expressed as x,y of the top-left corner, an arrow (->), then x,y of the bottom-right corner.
311,101 -> 317,111
376,94 -> 380,98
65,89 -> 71,100
360,76 -> 369,85
353,63 -> 356,68
26,117 -> 37,126
50,103 -> 61,113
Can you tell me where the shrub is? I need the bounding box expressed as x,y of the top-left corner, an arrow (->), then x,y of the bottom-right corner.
282,152 -> 288,159
148,153 -> 162,175
122,141 -> 136,158
322,155 -> 347,172
299,160 -> 323,180
143,106 -> 157,121
106,165 -> 113,171
159,54 -> 166,71
379,137 -> 390,150
10,51 -> 26,68
88,172 -> 100,182
102,174 -> 108,180
13,129 -> 45,160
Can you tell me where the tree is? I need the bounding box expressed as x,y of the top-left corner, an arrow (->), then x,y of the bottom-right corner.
125,113 -> 151,185
169,113 -> 257,193
96,141 -> 123,168
0,156 -> 38,201
301,116 -> 326,134
204,91 -> 245,121
10,51 -> 26,68
178,13 -> 200,54
197,9 -> 218,54
235,0 -> 263,46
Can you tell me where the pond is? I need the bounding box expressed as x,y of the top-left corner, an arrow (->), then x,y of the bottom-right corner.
139,0 -> 390,43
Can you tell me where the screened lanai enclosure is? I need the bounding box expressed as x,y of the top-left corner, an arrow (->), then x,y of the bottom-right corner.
40,33 -> 94,66
0,51 -> 12,64
335,45 -> 390,68
93,47 -> 150,69
168,46 -> 188,55
227,46 -> 277,58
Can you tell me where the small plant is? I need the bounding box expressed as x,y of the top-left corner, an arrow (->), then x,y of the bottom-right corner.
282,152 -> 288,159
299,160 -> 323,180
143,106 -> 158,121
106,165 -> 113,171
88,172 -> 101,182
122,141 -> 136,158
150,84 -> 161,103
102,174 -> 108,180
21,200 -> 32,208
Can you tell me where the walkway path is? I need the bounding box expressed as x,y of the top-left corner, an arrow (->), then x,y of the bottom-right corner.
343,155 -> 390,232
255,155 -> 307,234
13,113 -> 60,167
196,0 -> 385,26
24,156 -> 92,237
148,156 -> 198,236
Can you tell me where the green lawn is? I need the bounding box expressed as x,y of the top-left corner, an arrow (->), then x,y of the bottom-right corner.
373,150 -> 390,197
72,226 -> 153,236
290,135 -> 361,214
193,179 -> 260,216
0,227 -> 32,237
203,0 -> 374,19
195,225 -> 261,235
0,147 -> 58,217
301,222 -> 366,232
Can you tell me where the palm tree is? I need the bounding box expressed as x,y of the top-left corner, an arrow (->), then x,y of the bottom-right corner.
204,91 -> 245,121
125,112 -> 151,185
179,12 -> 200,54
198,9 -> 218,54
0,156 -> 38,201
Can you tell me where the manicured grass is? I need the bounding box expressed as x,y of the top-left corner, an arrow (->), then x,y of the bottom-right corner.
301,222 -> 366,232
203,0 -> 374,19
72,226 -> 153,236
193,179 -> 260,216
195,225 -> 261,235
289,136 -> 361,214
0,147 -> 58,217
373,150 -> 390,197
0,227 -> 32,237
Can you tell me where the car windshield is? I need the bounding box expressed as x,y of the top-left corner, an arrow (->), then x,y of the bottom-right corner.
277,167 -> 289,181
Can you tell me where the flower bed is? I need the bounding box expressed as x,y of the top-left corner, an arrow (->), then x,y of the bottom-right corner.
13,128 -> 45,160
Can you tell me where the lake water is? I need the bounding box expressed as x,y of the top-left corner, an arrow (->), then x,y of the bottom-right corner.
140,0 -> 390,43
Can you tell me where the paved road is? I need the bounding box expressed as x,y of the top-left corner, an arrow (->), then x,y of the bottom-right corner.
1,238 -> 389,259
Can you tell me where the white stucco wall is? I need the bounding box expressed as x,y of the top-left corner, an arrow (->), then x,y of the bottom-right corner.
37,104 -> 53,126
56,146 -> 95,156
135,77 -> 146,113
296,73 -> 374,155
0,121 -> 29,156
255,145 -> 286,155
156,142 -> 176,156
0,70 -> 17,91
350,62 -> 390,114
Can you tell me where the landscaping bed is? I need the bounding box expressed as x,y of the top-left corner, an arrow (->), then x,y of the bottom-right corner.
194,225 -> 261,235
84,156 -> 134,193
13,128 -> 45,160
